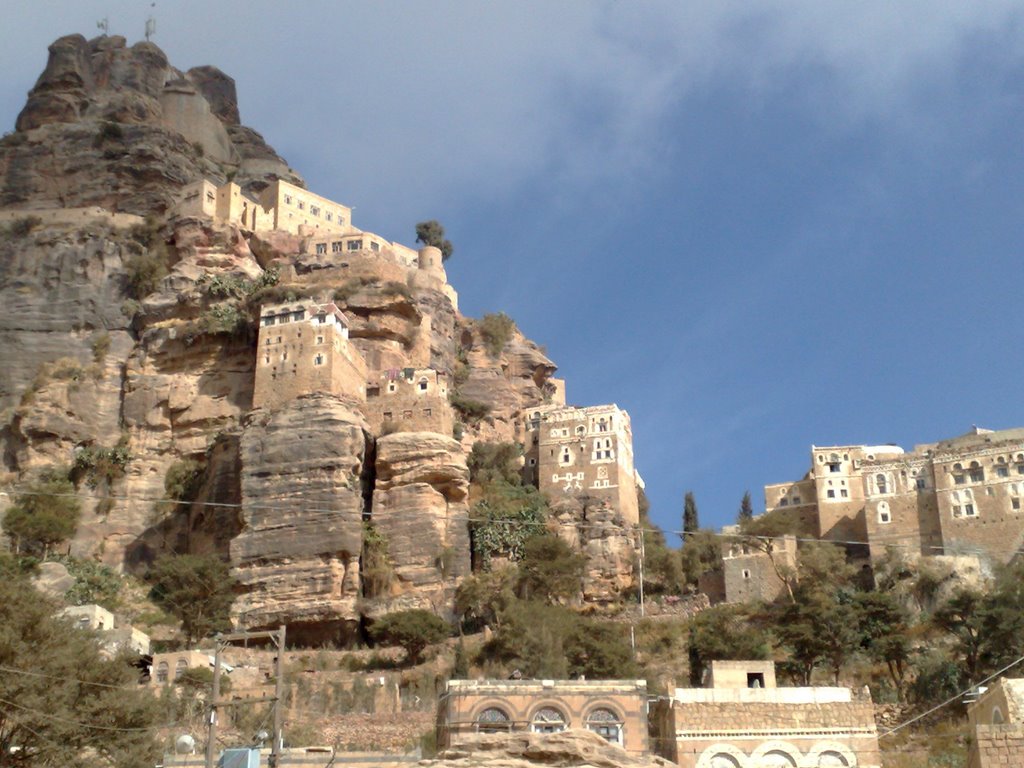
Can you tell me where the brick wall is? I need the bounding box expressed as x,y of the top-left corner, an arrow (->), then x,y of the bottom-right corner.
969,724 -> 1024,768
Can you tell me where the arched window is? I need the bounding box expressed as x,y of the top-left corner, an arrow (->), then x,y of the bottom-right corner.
174,658 -> 188,681
531,707 -> 567,734
708,755 -> 741,768
993,707 -> 1005,725
875,473 -> 887,494
760,751 -> 797,766
817,752 -> 850,767
586,708 -> 623,744
477,707 -> 511,733
156,661 -> 169,683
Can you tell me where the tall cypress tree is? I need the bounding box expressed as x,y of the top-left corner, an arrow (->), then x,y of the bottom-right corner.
737,491 -> 754,525
683,491 -> 699,535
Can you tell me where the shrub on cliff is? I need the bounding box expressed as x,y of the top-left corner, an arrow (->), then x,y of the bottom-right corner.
478,312 -> 515,358
123,250 -> 168,299
369,609 -> 450,665
414,220 -> 453,261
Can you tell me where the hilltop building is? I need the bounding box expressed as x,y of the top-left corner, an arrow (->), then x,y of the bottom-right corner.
967,677 -> 1024,768
765,426 -> 1024,567
363,368 -> 453,436
520,403 -> 641,526
650,660 -> 881,767
252,300 -> 368,411
705,533 -> 797,605
437,679 -> 650,756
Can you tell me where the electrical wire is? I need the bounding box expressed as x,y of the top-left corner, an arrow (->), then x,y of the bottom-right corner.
0,664 -> 140,691
0,695 -> 179,733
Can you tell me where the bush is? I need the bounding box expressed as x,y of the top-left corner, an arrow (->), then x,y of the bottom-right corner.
70,438 -> 131,489
60,556 -> 122,608
449,393 -> 491,422
90,332 -> 111,365
478,313 -> 515,358
123,251 -> 168,299
4,215 -> 43,238
469,482 -> 548,565
467,442 -> 522,485
361,521 -> 393,598
93,121 -> 124,147
369,609 -> 450,665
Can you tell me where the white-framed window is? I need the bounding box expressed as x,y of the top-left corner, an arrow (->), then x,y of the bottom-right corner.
951,489 -> 976,518
316,243 -> 327,255
477,707 -> 511,733
313,354 -> 324,366
878,501 -> 892,525
284,194 -> 293,205
586,708 -> 623,745
531,707 -> 566,734
347,240 -> 363,251
969,461 -> 984,483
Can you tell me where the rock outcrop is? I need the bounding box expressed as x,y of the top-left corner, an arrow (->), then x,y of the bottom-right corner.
231,395 -> 368,643
0,34 -> 642,640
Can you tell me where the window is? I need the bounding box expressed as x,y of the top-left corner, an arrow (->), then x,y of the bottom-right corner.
316,336 -> 324,345
954,474 -> 966,485
997,465 -> 1009,478
338,216 -> 346,226
325,212 -> 333,222
174,658 -> 188,681
297,201 -> 305,210
284,195 -> 292,205
876,474 -> 888,494
347,240 -> 363,251
560,448 -> 573,465
952,489 -> 976,518
315,243 -> 327,255
969,462 -> 984,483
531,707 -> 567,734
840,488 -> 848,498
878,501 -> 891,524
746,672 -> 765,688
262,316 -> 276,327
779,498 -> 789,506
418,379 -> 428,392
293,310 -> 305,322
310,206 -> 320,216
371,241 -> 381,252
827,489 -> 836,499
156,661 -> 169,683
742,569 -> 751,579
586,708 -> 622,745
403,410 -> 413,420
332,241 -> 343,252
383,411 -> 392,421
1014,498 -> 1021,511
314,354 -> 324,366
477,707 -> 511,733
916,477 -> 927,490
791,496 -> 801,504
828,462 -> 841,473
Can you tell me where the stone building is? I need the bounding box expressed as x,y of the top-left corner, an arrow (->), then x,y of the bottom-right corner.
363,368 -> 454,436
650,661 -> 881,767
252,300 -> 368,411
437,679 -> 650,756
765,427 -> 1024,568
967,677 -> 1024,768
149,649 -> 223,685
522,404 -> 640,526
175,178 -> 351,236
719,534 -> 797,605
58,604 -> 151,655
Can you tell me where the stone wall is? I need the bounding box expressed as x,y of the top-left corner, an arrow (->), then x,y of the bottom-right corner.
969,724 -> 1024,768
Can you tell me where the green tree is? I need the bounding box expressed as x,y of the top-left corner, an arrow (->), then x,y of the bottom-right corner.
2,469 -> 81,559
414,220 -> 453,261
0,571 -> 161,767
638,491 -> 683,595
933,587 -> 987,680
454,567 -> 517,632
469,482 -> 548,566
682,491 -> 699,534
148,554 -> 235,645
853,590 -> 912,698
737,491 -> 754,525
687,604 -> 769,686
516,533 -> 585,604
370,609 -> 450,665
467,442 -> 523,486
774,586 -> 860,685
679,529 -> 721,587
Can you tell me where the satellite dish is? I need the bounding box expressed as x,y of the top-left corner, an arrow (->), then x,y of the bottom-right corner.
254,730 -> 270,743
175,734 -> 196,754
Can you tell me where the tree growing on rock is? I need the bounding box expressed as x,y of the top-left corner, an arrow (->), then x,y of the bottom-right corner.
2,469 -> 80,559
370,609 -> 450,665
148,554 -> 235,645
415,220 -> 454,261
516,533 -> 585,604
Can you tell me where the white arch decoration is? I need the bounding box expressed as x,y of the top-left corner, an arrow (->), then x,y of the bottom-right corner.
805,741 -> 858,767
749,740 -> 801,766
696,743 -> 748,768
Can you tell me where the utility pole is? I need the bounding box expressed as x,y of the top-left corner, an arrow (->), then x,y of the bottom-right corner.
203,625 -> 287,768
270,625 -> 286,768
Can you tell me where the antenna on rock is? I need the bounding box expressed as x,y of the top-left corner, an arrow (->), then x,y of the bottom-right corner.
145,4 -> 156,42
97,18 -> 109,35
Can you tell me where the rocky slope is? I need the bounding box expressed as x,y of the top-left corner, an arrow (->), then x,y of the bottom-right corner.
0,33 -> 640,639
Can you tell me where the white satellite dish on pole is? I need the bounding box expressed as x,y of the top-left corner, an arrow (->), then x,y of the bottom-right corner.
175,734 -> 196,754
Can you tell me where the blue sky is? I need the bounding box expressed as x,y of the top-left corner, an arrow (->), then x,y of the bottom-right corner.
3,2 -> 1024,539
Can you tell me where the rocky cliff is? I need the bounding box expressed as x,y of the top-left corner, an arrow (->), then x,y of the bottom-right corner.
0,34 -> 641,640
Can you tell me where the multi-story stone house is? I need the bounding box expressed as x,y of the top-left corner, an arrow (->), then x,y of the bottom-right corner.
765,426 -> 1024,568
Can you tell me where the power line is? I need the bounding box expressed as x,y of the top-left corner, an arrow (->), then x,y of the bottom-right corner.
0,695 -> 179,733
879,653 -> 1024,739
0,664 -> 140,691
